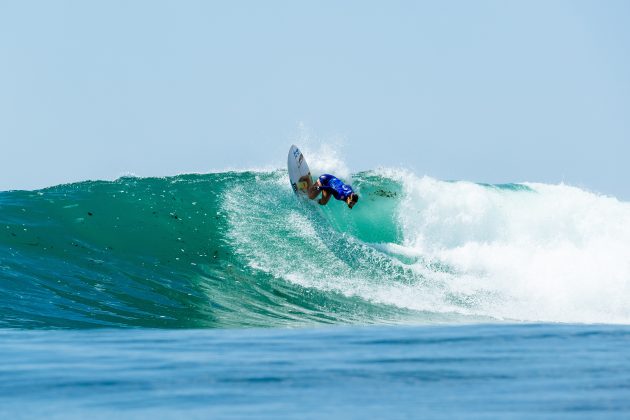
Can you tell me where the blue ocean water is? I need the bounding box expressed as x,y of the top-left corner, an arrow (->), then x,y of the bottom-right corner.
2,324 -> 630,419
2,170 -> 630,417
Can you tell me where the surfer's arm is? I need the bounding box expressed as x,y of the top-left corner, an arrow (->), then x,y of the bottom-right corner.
304,179 -> 324,200
318,190 -> 332,205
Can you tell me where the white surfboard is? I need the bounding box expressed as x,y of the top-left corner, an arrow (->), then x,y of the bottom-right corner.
287,144 -> 312,195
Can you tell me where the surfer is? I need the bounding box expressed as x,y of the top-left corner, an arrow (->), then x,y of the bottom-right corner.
299,174 -> 359,209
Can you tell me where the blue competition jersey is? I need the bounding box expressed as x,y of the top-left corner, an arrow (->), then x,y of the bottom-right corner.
318,174 -> 354,201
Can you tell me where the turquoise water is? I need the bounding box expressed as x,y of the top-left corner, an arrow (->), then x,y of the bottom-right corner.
2,170 -> 630,417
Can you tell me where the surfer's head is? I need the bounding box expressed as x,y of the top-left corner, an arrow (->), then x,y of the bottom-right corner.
347,193 -> 359,209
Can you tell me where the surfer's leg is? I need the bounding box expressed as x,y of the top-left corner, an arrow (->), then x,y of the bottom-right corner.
297,175 -> 311,191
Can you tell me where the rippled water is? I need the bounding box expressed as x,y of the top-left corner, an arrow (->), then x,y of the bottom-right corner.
2,324 -> 630,419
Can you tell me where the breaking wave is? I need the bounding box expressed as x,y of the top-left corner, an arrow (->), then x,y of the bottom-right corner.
1,168 -> 629,328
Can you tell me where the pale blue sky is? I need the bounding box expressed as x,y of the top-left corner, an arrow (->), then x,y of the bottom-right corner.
1,1 -> 628,198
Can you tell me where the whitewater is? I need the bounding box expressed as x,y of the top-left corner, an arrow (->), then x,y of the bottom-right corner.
2,167 -> 629,328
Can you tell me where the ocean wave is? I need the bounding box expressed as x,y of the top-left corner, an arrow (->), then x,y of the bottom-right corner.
1,170 -> 628,328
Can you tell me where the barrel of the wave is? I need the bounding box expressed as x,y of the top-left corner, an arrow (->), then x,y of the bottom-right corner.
287,145 -> 312,195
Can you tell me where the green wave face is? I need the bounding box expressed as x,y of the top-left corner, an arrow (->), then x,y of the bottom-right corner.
0,172 -> 431,328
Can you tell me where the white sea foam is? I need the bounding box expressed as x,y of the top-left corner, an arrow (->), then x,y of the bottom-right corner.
397,176 -> 630,323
